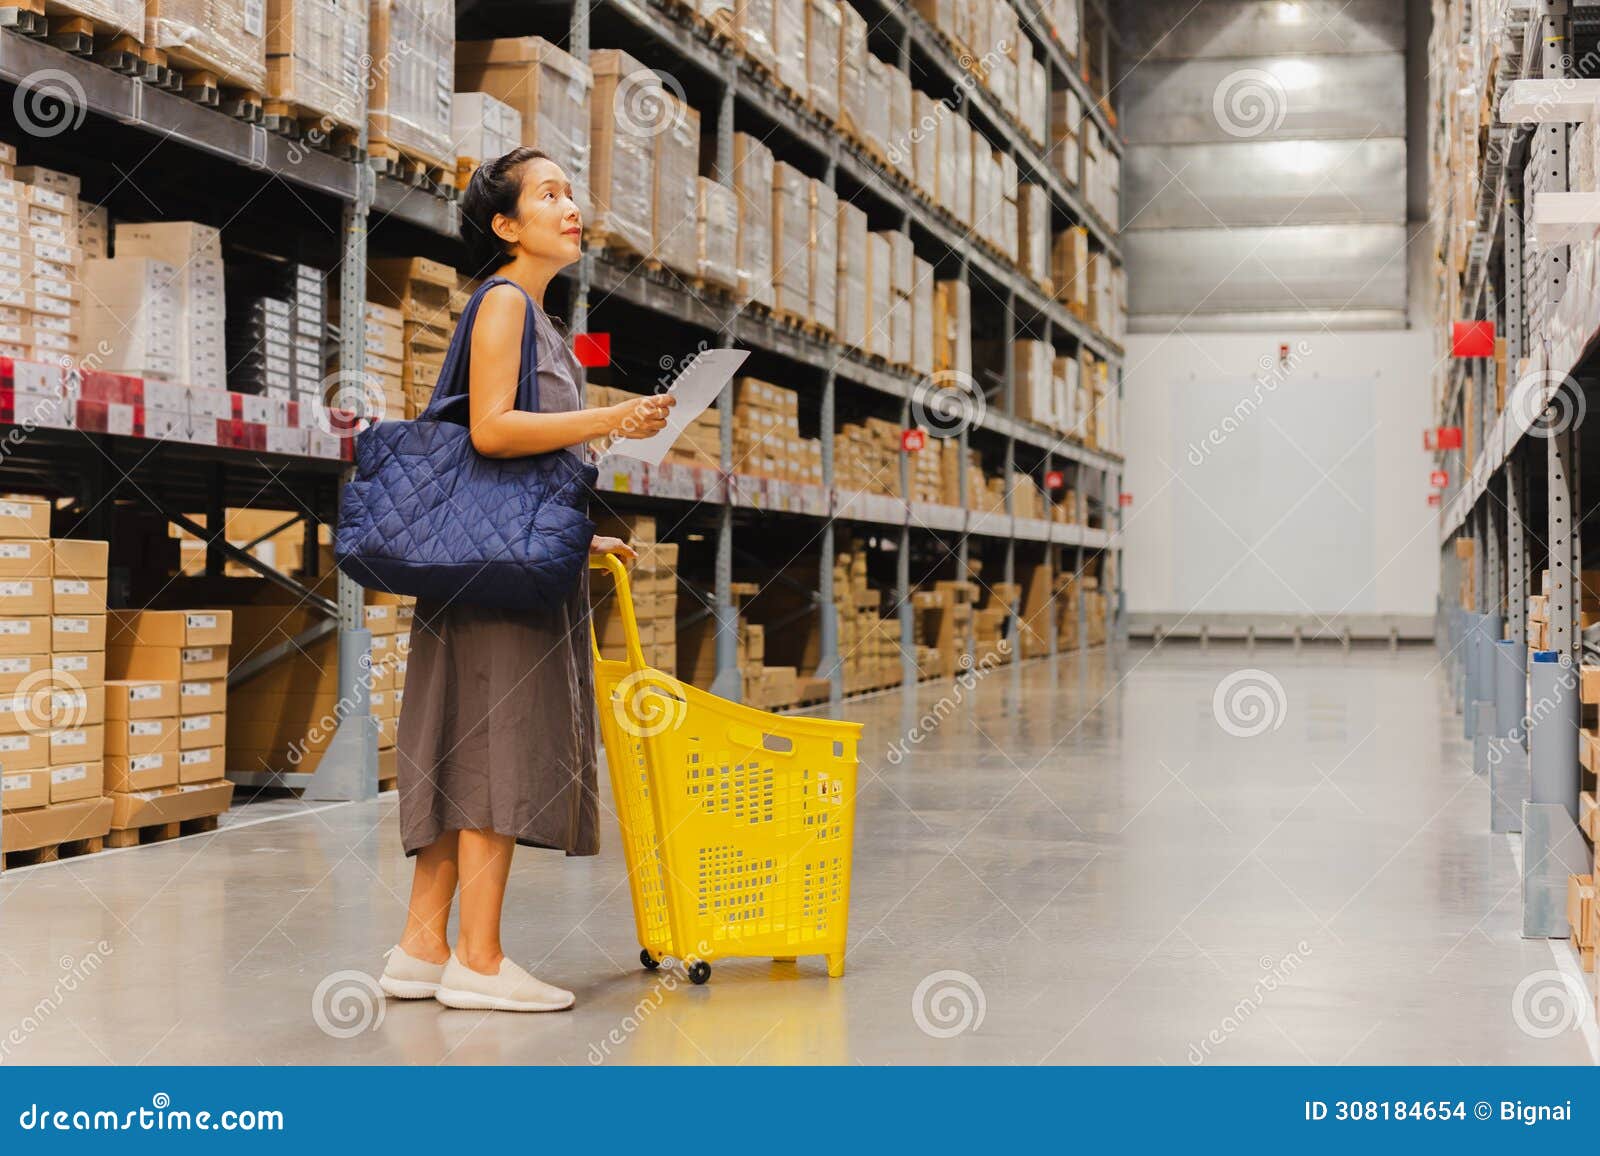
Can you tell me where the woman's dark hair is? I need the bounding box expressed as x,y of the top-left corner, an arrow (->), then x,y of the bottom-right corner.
460,147 -> 552,280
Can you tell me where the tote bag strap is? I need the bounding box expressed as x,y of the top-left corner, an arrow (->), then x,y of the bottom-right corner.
420,275 -> 541,424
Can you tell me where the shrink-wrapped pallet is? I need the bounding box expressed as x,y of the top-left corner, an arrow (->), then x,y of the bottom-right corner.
146,0 -> 267,90
773,0 -> 808,98
913,0 -> 958,43
586,49 -> 656,256
367,0 -> 451,165
266,0 -> 365,128
838,1 -> 866,140
937,102 -> 957,211
652,93 -> 701,278
1018,183 -> 1049,289
883,229 -> 913,299
733,132 -> 774,308
890,294 -> 910,367
809,178 -> 838,334
864,232 -> 890,360
952,117 -> 972,225
863,52 -> 890,162
971,136 -> 995,240
933,279 -> 970,380
1024,57 -> 1047,148
911,256 -> 933,377
806,0 -> 841,124
912,90 -> 939,198
1052,226 -> 1088,312
835,199 -> 868,351
772,161 -> 811,320
456,37 -> 593,209
698,0 -> 735,36
697,177 -> 740,293
452,92 -> 521,167
737,0 -> 777,74
889,65 -> 914,182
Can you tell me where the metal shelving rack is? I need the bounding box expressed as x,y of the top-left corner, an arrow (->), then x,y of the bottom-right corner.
0,0 -> 1126,802
1434,0 -> 1596,936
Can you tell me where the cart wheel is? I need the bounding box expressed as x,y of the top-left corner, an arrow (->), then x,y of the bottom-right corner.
640,949 -> 660,971
687,960 -> 711,985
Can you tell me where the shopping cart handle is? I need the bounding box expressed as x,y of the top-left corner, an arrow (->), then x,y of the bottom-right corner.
589,552 -> 649,671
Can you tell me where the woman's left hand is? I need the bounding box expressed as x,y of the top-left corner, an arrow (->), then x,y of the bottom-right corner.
589,535 -> 637,562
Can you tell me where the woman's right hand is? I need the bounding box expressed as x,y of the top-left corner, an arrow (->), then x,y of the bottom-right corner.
607,393 -> 675,440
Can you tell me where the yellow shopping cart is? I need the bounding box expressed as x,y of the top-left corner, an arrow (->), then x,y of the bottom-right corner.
589,554 -> 861,984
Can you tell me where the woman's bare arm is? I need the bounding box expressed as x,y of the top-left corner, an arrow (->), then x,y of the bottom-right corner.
467,284 -> 670,459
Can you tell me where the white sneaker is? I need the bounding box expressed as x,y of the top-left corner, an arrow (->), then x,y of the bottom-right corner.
378,945 -> 447,999
434,951 -> 575,1012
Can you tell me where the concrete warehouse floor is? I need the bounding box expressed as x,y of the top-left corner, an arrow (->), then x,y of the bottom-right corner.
0,645 -> 1590,1065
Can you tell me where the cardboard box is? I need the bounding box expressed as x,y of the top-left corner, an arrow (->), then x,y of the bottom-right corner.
0,578 -> 49,615
0,652 -> 47,694
178,745 -> 224,784
104,751 -> 178,793
105,679 -> 178,720
1570,874 -> 1596,945
1,767 -> 47,810
48,724 -> 102,766
51,615 -> 106,652
0,729 -> 48,770
48,759 -> 102,803
50,651 -> 106,689
106,644 -> 228,682
108,778 -> 233,830
51,577 -> 107,615
0,495 -> 49,538
106,715 -> 178,757
108,608 -> 232,649
179,711 -> 225,750
0,538 -> 48,577
178,677 -> 225,715
587,49 -> 657,257
49,684 -> 104,728
1,794 -> 112,852
51,538 -> 108,578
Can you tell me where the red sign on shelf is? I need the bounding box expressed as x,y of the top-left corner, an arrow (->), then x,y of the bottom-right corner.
1044,469 -> 1065,490
572,332 -> 610,367
901,428 -> 926,452
1451,320 -> 1496,358
1430,469 -> 1449,488
1427,493 -> 1442,507
1423,427 -> 1464,451
1119,493 -> 1133,508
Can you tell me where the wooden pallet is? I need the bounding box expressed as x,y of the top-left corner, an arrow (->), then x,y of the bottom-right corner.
3,830 -> 103,870
37,7 -> 143,75
173,67 -> 262,122
105,812 -> 219,849
0,0 -> 46,35
584,225 -> 651,265
262,101 -> 363,160
378,774 -> 398,793
370,140 -> 459,201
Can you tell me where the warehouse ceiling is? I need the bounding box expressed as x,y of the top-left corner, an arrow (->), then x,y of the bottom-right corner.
1117,0 -> 1410,332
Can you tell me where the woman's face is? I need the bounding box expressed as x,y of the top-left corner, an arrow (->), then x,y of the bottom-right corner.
495,157 -> 583,267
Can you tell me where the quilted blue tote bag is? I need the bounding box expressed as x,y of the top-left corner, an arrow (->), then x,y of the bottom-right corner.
334,277 -> 597,612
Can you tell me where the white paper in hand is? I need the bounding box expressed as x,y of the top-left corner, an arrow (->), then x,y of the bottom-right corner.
604,347 -> 750,468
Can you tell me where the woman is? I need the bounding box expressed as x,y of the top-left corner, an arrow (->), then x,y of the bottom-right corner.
378,148 -> 673,1012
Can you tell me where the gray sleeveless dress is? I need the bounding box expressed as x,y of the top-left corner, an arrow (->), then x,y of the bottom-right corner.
395,302 -> 599,858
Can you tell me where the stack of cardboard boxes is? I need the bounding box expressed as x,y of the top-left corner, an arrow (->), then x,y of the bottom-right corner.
975,582 -> 1018,664
732,378 -> 822,485
587,50 -> 657,257
266,0 -> 368,137
367,0 -> 455,170
103,608 -> 233,841
114,222 -> 227,391
451,92 -> 522,184
364,590 -> 412,786
835,418 -> 904,497
834,543 -> 903,693
368,257 -> 453,422
0,158 -> 85,367
590,514 -> 678,677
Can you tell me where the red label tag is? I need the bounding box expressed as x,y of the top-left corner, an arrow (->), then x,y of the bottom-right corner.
901,428 -> 926,452
1119,493 -> 1133,508
1430,469 -> 1448,487
1437,426 -> 1462,450
1044,469 -> 1064,490
1451,321 -> 1495,358
1427,493 -> 1442,507
573,333 -> 610,367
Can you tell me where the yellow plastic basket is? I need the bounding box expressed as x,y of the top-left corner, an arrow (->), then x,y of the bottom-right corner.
589,554 -> 861,984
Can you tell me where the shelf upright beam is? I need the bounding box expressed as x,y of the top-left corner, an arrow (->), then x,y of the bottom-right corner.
1506,190 -> 1525,362
1044,312 -> 1057,660
1537,2 -> 1570,313
1507,454 -> 1527,648
710,53 -> 742,703
818,153 -> 842,706
1002,289 -> 1017,642
898,171 -> 915,691
570,0 -> 592,356
1549,415 -> 1580,663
